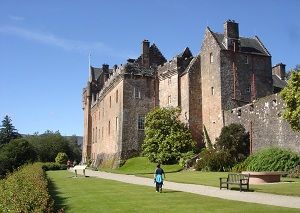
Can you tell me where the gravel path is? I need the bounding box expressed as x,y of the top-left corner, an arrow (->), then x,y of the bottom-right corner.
70,169 -> 300,209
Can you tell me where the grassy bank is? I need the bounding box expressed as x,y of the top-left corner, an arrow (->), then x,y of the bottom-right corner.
47,170 -> 299,213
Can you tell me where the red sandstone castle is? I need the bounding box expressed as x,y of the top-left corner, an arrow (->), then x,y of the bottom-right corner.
82,20 -> 298,168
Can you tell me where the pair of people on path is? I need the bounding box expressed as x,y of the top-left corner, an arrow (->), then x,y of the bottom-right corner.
154,164 -> 165,193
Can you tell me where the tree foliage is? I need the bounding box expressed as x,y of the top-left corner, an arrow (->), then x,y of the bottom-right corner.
55,152 -> 68,165
142,107 -> 196,164
0,115 -> 21,146
280,70 -> 300,132
215,123 -> 250,163
0,138 -> 36,178
26,130 -> 71,162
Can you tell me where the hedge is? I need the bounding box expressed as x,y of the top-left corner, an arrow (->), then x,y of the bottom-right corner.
0,164 -> 54,212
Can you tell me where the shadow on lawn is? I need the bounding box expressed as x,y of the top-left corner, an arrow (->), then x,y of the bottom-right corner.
48,178 -> 69,212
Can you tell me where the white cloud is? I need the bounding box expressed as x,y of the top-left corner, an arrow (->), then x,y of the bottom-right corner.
0,26 -> 109,53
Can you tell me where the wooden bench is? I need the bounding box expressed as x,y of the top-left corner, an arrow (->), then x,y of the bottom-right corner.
220,173 -> 250,191
73,165 -> 87,177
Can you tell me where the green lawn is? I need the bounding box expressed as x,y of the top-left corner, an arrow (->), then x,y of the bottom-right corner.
47,170 -> 299,213
100,157 -> 182,174
140,170 -> 300,196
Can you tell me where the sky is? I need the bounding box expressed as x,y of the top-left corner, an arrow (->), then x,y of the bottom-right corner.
0,0 -> 299,136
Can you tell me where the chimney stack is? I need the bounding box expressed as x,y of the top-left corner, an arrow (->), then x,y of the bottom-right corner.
142,39 -> 150,68
224,20 -> 239,39
224,20 -> 239,51
272,63 -> 286,80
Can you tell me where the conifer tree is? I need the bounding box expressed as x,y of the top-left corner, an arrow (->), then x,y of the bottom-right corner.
0,115 -> 21,146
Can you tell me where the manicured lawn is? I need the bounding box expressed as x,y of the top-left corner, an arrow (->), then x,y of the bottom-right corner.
140,171 -> 300,196
47,170 -> 299,213
100,157 -> 182,174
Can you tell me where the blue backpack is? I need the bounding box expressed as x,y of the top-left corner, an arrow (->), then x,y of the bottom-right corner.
155,174 -> 163,183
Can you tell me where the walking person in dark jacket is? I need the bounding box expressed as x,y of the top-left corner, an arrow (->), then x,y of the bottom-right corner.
154,164 -> 165,193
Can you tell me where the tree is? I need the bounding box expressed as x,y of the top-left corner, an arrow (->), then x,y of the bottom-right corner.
280,70 -> 300,132
55,152 -> 68,164
0,138 -> 36,178
0,115 -> 21,146
66,135 -> 82,162
27,130 -> 71,162
142,107 -> 196,164
214,123 -> 250,163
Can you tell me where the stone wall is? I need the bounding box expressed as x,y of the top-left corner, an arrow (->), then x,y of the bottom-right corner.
122,74 -> 156,160
187,56 -> 203,146
91,78 -> 124,168
224,93 -> 300,154
200,28 -> 223,142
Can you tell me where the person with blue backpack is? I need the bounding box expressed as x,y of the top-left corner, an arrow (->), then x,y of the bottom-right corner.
154,164 -> 165,193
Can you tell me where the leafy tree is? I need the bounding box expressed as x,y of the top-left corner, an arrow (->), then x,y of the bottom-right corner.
0,115 -> 21,146
214,123 -> 250,163
27,130 -> 71,162
67,135 -> 82,162
142,107 -> 196,164
280,70 -> 300,132
0,138 -> 36,178
55,152 -> 68,165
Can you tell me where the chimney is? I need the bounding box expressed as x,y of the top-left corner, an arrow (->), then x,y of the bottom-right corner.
224,20 -> 239,39
142,39 -> 150,68
224,20 -> 239,51
102,64 -> 110,81
272,63 -> 286,80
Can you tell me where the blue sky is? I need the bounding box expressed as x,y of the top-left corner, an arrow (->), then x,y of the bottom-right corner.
0,0 -> 299,136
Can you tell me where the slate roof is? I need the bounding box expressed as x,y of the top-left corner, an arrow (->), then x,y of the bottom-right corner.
212,32 -> 270,56
272,74 -> 287,89
90,66 -> 102,81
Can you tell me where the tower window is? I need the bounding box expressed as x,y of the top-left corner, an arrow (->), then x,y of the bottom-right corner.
115,117 -> 119,132
168,77 -> 171,85
138,115 -> 145,130
211,87 -> 214,95
210,53 -> 214,63
108,121 -> 111,135
109,96 -> 112,108
246,85 -> 251,93
134,87 -> 141,99
116,90 -> 118,103
245,55 -> 249,64
168,95 -> 171,104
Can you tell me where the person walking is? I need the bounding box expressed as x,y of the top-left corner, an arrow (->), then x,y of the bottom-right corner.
154,164 -> 165,193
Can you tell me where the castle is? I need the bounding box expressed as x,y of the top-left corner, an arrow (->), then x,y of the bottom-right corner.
82,20 -> 299,168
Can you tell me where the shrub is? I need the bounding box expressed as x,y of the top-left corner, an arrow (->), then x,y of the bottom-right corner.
0,164 -> 54,212
194,149 -> 234,172
215,123 -> 250,164
178,151 -> 196,167
288,165 -> 300,178
55,152 -> 68,165
38,162 -> 67,171
0,138 -> 36,178
246,147 -> 300,172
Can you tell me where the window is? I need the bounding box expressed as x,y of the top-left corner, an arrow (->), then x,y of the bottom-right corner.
245,55 -> 249,64
272,99 -> 277,107
211,87 -> 214,95
134,87 -> 141,99
168,77 -> 171,85
246,85 -> 251,93
98,129 -> 100,140
95,127 -> 97,143
237,109 -> 241,116
115,117 -> 119,132
102,127 -> 104,139
210,53 -> 214,63
138,115 -> 145,130
116,90 -> 118,103
108,121 -> 111,135
168,95 -> 171,104
109,96 -> 111,108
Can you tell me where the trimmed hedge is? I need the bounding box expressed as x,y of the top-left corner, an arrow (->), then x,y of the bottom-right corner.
38,162 -> 67,171
0,164 -> 54,212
